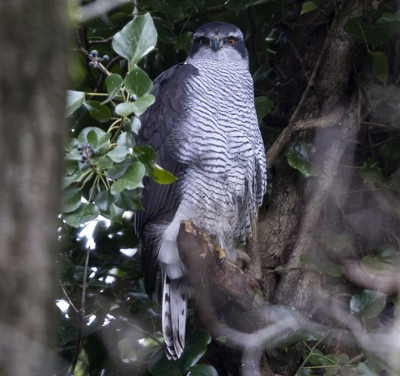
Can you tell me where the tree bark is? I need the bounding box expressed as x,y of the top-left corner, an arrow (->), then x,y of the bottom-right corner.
0,1 -> 69,375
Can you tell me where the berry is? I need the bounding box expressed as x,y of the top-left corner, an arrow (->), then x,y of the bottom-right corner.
93,62 -> 99,69
89,53 -> 93,59
89,61 -> 95,68
91,50 -> 98,57
93,149 -> 99,155
81,153 -> 88,161
102,55 -> 110,63
77,145 -> 83,151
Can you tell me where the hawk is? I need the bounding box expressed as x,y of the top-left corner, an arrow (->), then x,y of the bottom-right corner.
135,21 -> 266,359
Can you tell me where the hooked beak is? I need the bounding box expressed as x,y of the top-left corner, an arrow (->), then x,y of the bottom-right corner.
211,35 -> 222,51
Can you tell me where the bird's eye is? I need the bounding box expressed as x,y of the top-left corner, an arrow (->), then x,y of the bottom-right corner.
227,37 -> 235,45
199,37 -> 208,45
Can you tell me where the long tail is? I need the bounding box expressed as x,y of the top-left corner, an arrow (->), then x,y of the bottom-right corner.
162,272 -> 187,359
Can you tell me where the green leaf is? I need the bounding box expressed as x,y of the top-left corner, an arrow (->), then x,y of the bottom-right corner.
114,189 -> 143,211
111,162 -> 145,195
148,1 -> 184,26
359,157 -> 385,184
187,364 -> 218,376
103,74 -> 123,104
66,90 -> 85,117
135,145 -> 157,173
130,116 -> 142,134
320,231 -> 352,253
84,101 -> 112,122
96,132 -> 112,155
380,138 -> 400,161
107,145 -> 130,163
172,32 -> 193,52
94,189 -> 115,212
117,131 -> 134,149
301,1 -> 318,14
255,96 -> 274,122
63,203 -> 100,228
115,96 -> 155,117
106,157 -> 134,179
344,17 -> 397,49
371,51 -> 388,85
151,164 -> 177,184
285,141 -> 320,178
223,0 -> 247,15
87,130 -> 99,147
112,13 -> 157,64
376,244 -> 399,262
110,203 -> 125,223
62,186 -> 82,213
350,290 -> 387,318
63,170 -> 84,188
124,65 -> 153,99
253,63 -> 272,83
78,127 -> 106,145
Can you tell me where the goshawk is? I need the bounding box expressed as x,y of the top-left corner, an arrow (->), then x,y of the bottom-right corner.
135,21 -> 266,359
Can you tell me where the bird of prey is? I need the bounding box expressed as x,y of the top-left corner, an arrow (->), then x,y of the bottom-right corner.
135,21 -> 266,359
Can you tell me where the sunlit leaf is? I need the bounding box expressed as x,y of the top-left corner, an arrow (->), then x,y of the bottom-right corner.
301,1 -> 318,14
255,96 -> 274,122
124,65 -> 153,98
62,186 -> 82,213
112,13 -> 157,64
66,90 -> 85,117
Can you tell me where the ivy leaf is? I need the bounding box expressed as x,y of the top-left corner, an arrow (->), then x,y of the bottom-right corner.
124,65 -> 153,98
187,364 -> 218,376
135,144 -> 157,174
62,186 -> 82,213
133,94 -> 155,115
106,157 -> 134,180
66,90 -> 85,117
114,189 -> 143,211
301,1 -> 318,14
350,290 -> 387,318
151,164 -> 177,184
94,189 -> 115,212
112,13 -> 157,64
285,141 -> 320,178
359,157 -> 384,184
111,162 -> 145,195
84,101 -> 112,122
63,203 -> 100,228
107,145 -> 130,163
130,116 -> 142,135
78,127 -> 106,144
371,51 -> 388,85
255,96 -> 274,122
103,73 -> 123,104
300,255 -> 344,277
319,231 -> 352,253
380,138 -> 400,161
344,17 -> 397,49
115,95 -> 155,117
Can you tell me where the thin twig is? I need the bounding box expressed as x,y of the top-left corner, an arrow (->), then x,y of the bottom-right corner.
58,278 -> 79,314
69,247 -> 91,376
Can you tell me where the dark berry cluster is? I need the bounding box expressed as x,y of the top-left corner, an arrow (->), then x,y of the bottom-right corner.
77,143 -> 98,163
88,50 -> 110,69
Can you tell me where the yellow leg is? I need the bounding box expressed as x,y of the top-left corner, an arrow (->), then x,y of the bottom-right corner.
215,245 -> 227,264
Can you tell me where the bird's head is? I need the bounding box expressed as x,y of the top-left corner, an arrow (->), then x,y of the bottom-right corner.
187,22 -> 248,66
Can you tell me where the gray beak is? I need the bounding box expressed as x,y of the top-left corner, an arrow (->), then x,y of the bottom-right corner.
211,35 -> 222,51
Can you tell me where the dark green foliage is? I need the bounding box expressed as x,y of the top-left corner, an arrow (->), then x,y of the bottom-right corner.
58,1 -> 400,375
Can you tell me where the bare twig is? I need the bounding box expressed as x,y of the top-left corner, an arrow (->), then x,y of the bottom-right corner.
58,279 -> 79,314
69,247 -> 91,376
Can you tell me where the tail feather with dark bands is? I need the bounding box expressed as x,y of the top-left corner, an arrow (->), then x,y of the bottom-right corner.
162,272 -> 187,359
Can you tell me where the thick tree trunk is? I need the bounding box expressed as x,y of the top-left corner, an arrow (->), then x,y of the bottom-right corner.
0,2 -> 68,375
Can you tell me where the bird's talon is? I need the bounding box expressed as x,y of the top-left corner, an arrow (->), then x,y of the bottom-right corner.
215,246 -> 227,264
